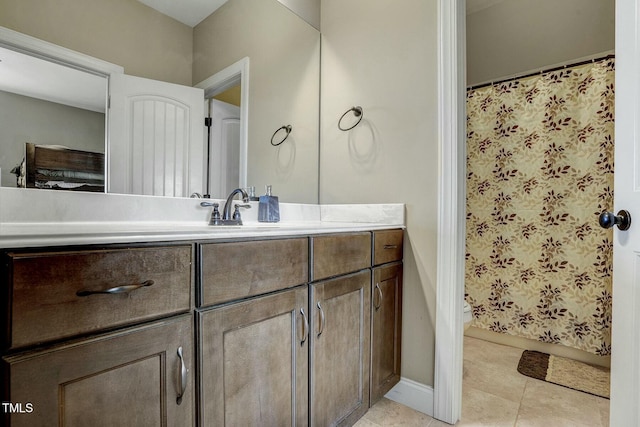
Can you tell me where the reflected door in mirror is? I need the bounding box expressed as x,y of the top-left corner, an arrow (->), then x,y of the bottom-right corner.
109,74 -> 205,197
208,98 -> 241,199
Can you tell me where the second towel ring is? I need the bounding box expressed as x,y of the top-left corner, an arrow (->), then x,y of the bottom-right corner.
271,125 -> 292,146
338,106 -> 363,131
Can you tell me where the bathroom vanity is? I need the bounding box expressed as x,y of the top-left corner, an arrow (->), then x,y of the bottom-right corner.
0,199 -> 404,426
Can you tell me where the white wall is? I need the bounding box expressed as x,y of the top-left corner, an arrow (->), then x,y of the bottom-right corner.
467,0 -> 615,86
320,0 -> 438,385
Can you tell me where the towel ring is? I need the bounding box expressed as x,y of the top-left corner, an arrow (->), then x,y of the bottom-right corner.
338,106 -> 363,131
271,125 -> 292,146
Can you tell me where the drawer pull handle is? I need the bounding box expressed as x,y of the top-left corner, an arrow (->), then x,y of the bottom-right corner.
176,346 -> 188,405
383,244 -> 398,249
76,280 -> 155,297
317,302 -> 325,338
300,308 -> 309,345
374,283 -> 383,310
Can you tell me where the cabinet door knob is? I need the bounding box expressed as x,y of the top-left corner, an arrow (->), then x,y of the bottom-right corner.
176,346 -> 188,405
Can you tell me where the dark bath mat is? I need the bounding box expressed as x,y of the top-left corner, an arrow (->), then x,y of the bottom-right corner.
517,350 -> 610,399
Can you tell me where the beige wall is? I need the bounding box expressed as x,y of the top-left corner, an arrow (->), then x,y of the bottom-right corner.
0,0 -> 193,85
467,0 -> 615,86
193,0 -> 320,204
320,0 -> 438,385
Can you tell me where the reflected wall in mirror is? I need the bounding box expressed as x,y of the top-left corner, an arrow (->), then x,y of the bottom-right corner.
0,0 -> 320,203
194,0 -> 320,203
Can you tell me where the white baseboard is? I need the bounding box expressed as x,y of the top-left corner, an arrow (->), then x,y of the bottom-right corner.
384,377 -> 434,417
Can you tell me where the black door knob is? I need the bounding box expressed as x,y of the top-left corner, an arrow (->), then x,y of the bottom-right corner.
599,210 -> 632,231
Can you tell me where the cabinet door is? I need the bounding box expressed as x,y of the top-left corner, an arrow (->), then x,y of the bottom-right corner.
371,262 -> 403,404
311,270 -> 371,426
198,286 -> 309,426
2,314 -> 194,427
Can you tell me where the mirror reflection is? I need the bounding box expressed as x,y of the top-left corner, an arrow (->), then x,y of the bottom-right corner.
0,0 -> 320,203
0,45 -> 107,191
194,0 -> 320,203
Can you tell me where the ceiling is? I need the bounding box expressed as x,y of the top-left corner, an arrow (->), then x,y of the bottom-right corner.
137,0 -> 228,27
138,0 -> 501,26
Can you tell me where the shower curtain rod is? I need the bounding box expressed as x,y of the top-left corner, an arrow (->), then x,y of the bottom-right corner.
467,53 -> 615,91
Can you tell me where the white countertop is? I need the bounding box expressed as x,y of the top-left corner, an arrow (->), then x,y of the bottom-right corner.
0,220 -> 404,248
0,188 -> 405,248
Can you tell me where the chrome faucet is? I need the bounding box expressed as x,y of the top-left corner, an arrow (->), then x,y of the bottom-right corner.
222,188 -> 250,223
200,188 -> 251,226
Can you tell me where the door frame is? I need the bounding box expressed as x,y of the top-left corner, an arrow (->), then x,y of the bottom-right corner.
195,57 -> 250,190
436,1 -> 630,425
433,0 -> 466,423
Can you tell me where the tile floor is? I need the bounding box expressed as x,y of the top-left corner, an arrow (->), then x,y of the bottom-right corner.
355,336 -> 610,426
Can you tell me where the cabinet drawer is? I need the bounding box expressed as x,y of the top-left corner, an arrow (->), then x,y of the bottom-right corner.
5,245 -> 192,350
312,232 -> 371,281
200,238 -> 308,307
373,229 -> 403,266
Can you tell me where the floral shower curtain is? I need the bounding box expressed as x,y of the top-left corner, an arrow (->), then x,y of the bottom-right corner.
465,57 -> 615,356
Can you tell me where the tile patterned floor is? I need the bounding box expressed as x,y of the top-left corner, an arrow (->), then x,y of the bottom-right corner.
355,336 -> 610,426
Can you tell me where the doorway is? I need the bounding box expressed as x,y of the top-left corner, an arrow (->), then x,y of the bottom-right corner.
433,0 -> 621,424
463,0 -> 613,422
195,57 -> 249,198
206,94 -> 241,199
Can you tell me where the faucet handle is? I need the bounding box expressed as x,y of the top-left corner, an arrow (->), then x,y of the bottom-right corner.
201,202 -> 222,225
232,204 -> 251,222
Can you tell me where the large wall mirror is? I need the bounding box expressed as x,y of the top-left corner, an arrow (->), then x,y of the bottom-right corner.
0,0 -> 320,204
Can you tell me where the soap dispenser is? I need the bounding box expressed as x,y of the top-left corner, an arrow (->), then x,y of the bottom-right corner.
258,185 -> 280,222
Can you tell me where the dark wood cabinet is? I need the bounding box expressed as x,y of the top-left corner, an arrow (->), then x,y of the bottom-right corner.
370,229 -> 404,406
312,232 -> 371,281
4,245 -> 192,350
2,229 -> 403,426
197,286 -> 309,426
371,262 -> 403,404
199,238 -> 308,306
2,314 -> 194,427
310,270 -> 371,426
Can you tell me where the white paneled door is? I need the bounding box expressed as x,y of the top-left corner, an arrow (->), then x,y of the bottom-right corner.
609,0 -> 640,425
208,99 -> 240,199
108,74 -> 204,197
